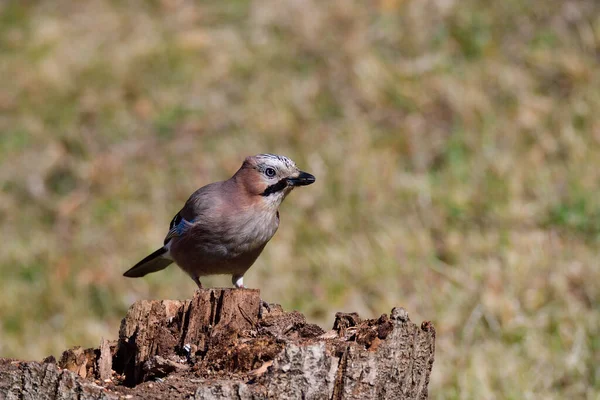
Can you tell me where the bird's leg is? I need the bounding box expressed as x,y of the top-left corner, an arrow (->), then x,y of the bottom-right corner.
232,275 -> 244,288
192,276 -> 203,289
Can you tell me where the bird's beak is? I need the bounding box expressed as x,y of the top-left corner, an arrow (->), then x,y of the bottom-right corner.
287,171 -> 316,186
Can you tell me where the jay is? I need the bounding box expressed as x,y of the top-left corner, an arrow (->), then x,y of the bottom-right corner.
124,154 -> 315,289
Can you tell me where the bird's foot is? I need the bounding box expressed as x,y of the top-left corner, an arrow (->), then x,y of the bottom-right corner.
233,275 -> 244,289
258,299 -> 271,319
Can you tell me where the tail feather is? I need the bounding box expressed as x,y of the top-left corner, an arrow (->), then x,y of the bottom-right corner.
124,247 -> 173,278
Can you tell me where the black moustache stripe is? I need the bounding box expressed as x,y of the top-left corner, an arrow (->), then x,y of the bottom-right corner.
261,179 -> 288,196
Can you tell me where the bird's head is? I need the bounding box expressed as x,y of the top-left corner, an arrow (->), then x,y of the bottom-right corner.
235,154 -> 315,209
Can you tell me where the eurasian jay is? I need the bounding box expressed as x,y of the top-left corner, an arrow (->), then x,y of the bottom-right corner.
124,154 -> 315,289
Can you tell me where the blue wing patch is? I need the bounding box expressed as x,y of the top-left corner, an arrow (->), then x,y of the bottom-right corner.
164,213 -> 195,244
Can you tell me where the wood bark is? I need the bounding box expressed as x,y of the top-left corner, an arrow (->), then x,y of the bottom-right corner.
0,289 -> 435,399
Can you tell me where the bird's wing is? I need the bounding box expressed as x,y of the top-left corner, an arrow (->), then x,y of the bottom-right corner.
163,211 -> 195,244
163,181 -> 229,245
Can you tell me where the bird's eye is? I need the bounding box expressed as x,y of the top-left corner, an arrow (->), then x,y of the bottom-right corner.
265,167 -> 276,178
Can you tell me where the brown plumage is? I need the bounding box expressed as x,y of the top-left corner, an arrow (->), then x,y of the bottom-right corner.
124,154 -> 315,288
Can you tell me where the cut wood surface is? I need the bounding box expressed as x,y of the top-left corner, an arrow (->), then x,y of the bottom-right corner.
0,289 -> 436,399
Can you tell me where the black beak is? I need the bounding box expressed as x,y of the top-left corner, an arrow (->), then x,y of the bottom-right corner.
287,171 -> 316,186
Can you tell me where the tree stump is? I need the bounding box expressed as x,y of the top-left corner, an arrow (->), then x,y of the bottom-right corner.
0,289 -> 436,399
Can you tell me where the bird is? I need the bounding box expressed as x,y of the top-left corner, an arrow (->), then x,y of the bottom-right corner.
124,153 -> 315,289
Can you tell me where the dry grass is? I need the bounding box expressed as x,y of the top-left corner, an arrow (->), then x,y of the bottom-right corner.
1,0 -> 599,398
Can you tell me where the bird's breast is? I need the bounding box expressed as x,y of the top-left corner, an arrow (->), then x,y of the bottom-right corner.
167,207 -> 280,277
230,209 -> 279,253
169,205 -> 279,262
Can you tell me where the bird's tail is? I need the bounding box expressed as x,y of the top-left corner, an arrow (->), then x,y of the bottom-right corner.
123,247 -> 173,278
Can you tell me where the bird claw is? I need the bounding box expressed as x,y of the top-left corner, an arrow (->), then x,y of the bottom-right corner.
258,299 -> 271,319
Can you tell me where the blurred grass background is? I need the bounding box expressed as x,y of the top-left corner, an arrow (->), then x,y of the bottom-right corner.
1,0 -> 599,398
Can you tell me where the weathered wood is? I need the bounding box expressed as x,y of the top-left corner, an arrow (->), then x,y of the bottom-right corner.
58,346 -> 97,379
98,338 -> 113,382
113,288 -> 261,386
0,359 -> 116,400
0,289 -> 435,400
